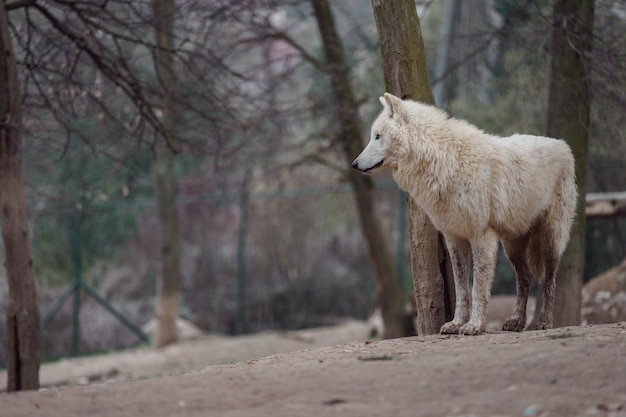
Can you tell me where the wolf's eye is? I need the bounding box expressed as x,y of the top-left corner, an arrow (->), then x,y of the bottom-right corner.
375,134 -> 380,140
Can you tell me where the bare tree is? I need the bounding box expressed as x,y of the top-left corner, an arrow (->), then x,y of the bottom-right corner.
1,0 -> 277,370
0,1 -> 41,392
151,0 -> 182,348
311,0 -> 406,338
547,0 -> 594,327
371,0 -> 454,335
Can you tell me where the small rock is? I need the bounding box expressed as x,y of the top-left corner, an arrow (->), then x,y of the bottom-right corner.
598,403 -> 623,412
523,405 -> 541,416
75,377 -> 89,386
323,398 -> 347,406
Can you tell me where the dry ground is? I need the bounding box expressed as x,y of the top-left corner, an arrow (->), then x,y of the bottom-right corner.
1,318 -> 625,417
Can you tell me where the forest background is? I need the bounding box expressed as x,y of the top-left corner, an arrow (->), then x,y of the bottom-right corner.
0,0 -> 625,367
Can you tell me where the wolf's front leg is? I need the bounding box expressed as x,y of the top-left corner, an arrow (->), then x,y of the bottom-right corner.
440,236 -> 471,334
460,231 -> 498,335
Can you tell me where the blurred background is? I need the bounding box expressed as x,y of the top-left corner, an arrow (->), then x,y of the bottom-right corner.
0,0 -> 624,365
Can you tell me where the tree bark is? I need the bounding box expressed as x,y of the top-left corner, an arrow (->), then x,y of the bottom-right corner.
311,0 -> 407,339
0,3 -> 41,391
433,0 -> 458,108
152,0 -> 182,348
371,0 -> 455,334
546,0 -> 594,327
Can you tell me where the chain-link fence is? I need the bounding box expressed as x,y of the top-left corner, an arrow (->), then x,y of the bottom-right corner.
0,181 -> 411,365
1,181 -> 624,366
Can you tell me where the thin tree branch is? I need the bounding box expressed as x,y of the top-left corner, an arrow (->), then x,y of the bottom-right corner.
5,0 -> 36,12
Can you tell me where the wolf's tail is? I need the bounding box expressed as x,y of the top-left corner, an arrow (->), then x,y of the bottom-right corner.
527,155 -> 577,279
556,162 -> 578,257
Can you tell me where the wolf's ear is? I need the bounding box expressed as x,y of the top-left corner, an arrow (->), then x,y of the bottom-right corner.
378,96 -> 392,117
381,93 -> 402,118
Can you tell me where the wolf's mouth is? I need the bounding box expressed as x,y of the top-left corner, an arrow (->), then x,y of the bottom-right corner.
363,159 -> 384,173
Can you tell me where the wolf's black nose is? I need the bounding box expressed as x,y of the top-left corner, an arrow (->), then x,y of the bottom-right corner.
351,161 -> 359,169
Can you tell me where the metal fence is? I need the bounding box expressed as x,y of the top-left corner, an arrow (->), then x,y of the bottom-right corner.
1,181 -> 409,364
1,181 -> 623,365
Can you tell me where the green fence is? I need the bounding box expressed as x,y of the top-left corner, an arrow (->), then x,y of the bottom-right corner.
1,180 -> 623,365
1,181 -> 410,364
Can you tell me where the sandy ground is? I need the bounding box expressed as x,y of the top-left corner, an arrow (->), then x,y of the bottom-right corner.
1,318 -> 625,417
3,319 -> 372,389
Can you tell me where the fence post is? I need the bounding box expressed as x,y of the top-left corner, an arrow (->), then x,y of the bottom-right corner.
236,167 -> 252,335
41,199 -> 150,356
71,200 -> 84,355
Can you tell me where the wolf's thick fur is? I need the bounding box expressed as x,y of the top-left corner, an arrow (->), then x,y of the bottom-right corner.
352,93 -> 577,335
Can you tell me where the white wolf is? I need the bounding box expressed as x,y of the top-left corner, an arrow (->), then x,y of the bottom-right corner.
352,93 -> 577,335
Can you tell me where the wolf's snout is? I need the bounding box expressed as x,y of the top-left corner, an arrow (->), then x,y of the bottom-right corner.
351,159 -> 384,173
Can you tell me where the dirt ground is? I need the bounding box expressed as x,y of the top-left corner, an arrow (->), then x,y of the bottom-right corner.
1,316 -> 625,417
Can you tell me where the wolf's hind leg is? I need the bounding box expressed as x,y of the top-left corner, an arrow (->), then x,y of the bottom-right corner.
502,234 -> 533,332
440,236 -> 471,334
535,248 -> 559,330
527,220 -> 559,330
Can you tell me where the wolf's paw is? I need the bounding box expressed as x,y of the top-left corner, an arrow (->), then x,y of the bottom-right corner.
532,313 -> 553,331
459,322 -> 485,336
533,321 -> 552,331
503,316 -> 526,332
440,321 -> 463,334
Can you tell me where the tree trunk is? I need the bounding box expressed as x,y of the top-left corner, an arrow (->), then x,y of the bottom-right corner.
311,0 -> 407,339
152,0 -> 182,348
0,4 -> 41,391
371,0 -> 455,335
433,0 -> 458,108
546,0 -> 594,327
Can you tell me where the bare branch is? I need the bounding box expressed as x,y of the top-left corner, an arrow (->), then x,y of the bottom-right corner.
5,0 -> 37,12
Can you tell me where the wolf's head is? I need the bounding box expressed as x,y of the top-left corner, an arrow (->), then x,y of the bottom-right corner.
351,93 -> 405,175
